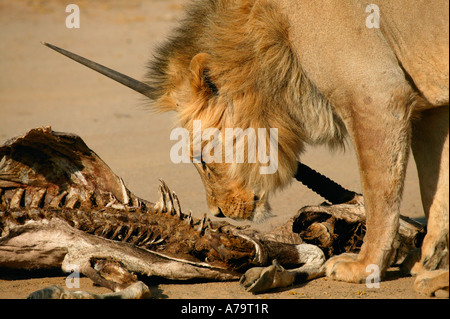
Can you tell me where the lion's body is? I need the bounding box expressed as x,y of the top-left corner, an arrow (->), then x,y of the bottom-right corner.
146,0 -> 449,295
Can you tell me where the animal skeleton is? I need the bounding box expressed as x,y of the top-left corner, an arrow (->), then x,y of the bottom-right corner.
0,127 -> 424,298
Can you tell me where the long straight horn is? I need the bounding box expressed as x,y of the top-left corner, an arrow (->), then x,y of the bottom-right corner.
294,162 -> 358,204
42,42 -> 156,100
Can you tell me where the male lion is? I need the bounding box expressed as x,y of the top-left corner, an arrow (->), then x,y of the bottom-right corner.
144,0 -> 448,295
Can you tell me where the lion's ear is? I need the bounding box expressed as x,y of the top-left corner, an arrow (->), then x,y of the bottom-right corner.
189,53 -> 219,96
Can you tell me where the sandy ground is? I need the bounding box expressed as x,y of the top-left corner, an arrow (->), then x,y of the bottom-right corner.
0,0 -> 431,299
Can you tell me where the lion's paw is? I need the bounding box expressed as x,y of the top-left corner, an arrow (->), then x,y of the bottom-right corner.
324,253 -> 370,283
414,270 -> 449,298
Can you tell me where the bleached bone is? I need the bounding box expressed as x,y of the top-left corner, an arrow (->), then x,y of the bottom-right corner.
28,282 -> 151,300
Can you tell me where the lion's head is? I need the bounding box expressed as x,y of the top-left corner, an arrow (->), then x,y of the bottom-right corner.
145,0 -> 346,222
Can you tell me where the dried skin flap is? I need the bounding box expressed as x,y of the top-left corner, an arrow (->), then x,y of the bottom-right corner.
0,127 -> 130,211
292,208 -> 365,258
289,204 -> 426,265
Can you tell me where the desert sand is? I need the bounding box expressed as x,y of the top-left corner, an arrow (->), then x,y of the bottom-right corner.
0,0 -> 430,299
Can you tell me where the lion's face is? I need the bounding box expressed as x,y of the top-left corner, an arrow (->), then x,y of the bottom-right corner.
193,159 -> 271,222
152,41 -> 304,222
159,53 -> 276,222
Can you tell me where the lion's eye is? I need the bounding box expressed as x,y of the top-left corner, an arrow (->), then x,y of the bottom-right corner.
253,195 -> 259,202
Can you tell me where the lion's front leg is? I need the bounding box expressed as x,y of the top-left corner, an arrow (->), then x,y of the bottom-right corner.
326,85 -> 414,283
